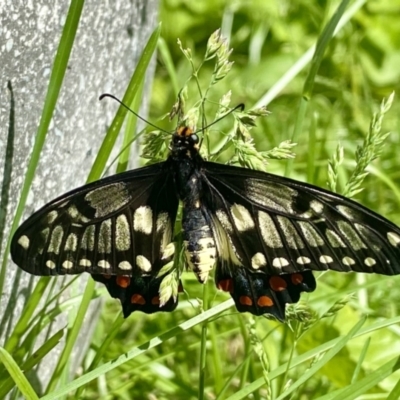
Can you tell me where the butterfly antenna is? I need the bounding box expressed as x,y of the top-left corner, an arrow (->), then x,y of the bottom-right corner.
194,103 -> 245,135
195,103 -> 244,149
99,93 -> 170,134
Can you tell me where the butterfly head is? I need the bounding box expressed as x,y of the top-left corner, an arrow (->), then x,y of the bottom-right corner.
171,126 -> 200,158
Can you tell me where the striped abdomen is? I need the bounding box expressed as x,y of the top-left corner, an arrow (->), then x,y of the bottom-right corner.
182,208 -> 217,283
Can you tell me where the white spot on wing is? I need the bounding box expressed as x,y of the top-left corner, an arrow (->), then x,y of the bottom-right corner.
136,255 -> 152,272
297,256 -> 311,265
158,214 -> 173,257
336,221 -> 367,250
258,211 -> 283,248
46,210 -> 58,224
354,223 -> 372,242
156,212 -> 169,233
211,215 -> 242,266
18,235 -> 30,250
79,259 -> 92,267
230,204 -> 255,232
67,205 -> 79,219
81,225 -> 95,251
342,256 -> 355,266
298,222 -> 324,247
85,182 -> 131,218
326,229 -> 346,248
273,257 -> 289,268
319,255 -> 333,264
66,206 -> 90,223
119,261 -> 132,270
97,260 -> 111,269
299,211 -> 313,219
216,210 -> 233,233
62,260 -> 74,269
337,205 -> 355,219
246,179 -> 296,214
98,219 -> 112,253
48,226 -> 64,254
388,232 -> 400,247
251,253 -> 267,270
40,228 -> 50,243
46,260 -> 56,269
310,200 -> 324,214
65,233 -> 78,251
364,257 -> 376,267
115,214 -> 131,251
134,206 -> 153,235
277,216 -> 304,249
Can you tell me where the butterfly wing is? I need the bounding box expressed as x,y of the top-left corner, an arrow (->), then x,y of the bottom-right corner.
202,161 -> 400,318
11,162 -> 180,315
215,267 -> 316,320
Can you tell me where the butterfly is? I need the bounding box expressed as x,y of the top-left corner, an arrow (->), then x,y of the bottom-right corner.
11,124 -> 400,321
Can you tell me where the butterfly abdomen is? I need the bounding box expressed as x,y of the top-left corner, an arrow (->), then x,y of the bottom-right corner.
182,207 -> 217,283
173,150 -> 218,283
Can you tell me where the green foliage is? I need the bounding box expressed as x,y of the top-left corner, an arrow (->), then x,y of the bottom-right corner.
3,0 -> 400,399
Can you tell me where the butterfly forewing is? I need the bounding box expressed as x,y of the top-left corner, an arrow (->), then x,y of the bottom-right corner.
11,162 -> 179,278
11,162 -> 181,315
203,162 -> 400,277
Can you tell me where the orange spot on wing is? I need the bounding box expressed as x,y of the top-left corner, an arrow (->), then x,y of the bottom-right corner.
131,294 -> 145,305
269,276 -> 287,292
151,296 -> 160,305
217,279 -> 233,293
239,296 -> 253,306
116,276 -> 130,288
291,273 -> 304,285
258,296 -> 274,307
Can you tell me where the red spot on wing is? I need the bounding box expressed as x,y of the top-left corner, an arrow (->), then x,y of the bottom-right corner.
116,276 -> 130,288
151,296 -> 160,305
239,295 -> 253,306
131,294 -> 146,305
291,273 -> 304,285
217,279 -> 234,293
257,296 -> 274,307
269,276 -> 287,292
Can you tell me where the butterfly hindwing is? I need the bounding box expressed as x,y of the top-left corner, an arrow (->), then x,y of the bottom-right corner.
11,162 -> 180,315
216,267 -> 316,320
92,273 -> 180,315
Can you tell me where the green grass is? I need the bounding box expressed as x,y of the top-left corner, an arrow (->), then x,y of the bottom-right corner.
2,0 -> 400,399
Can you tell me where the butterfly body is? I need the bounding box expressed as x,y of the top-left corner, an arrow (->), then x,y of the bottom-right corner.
11,125 -> 400,320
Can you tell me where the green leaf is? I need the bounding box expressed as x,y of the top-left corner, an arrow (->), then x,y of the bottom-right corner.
0,347 -> 39,400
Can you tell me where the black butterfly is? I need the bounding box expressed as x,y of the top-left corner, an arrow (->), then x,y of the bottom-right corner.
11,125 -> 400,321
